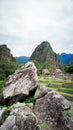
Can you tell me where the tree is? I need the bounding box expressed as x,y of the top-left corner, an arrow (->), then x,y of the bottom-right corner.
64,60 -> 73,73
0,62 -> 19,80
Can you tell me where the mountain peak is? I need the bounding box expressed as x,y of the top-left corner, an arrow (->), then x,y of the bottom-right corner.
40,41 -> 51,46
30,41 -> 63,73
37,41 -> 53,51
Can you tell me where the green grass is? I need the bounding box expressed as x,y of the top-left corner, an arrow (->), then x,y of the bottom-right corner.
37,120 -> 44,129
47,87 -> 57,91
0,105 -> 7,109
39,76 -> 73,84
61,87 -> 73,90
24,96 -> 34,104
0,80 -> 5,88
59,91 -> 73,97
35,89 -> 40,95
47,87 -> 73,96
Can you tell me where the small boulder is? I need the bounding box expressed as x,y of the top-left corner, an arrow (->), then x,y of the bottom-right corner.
42,69 -> 50,76
34,86 -> 48,101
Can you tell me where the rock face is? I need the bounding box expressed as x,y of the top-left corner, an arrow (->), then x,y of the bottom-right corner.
34,90 -> 71,130
30,41 -> 63,73
2,62 -> 39,105
0,103 -> 40,130
0,44 -> 16,62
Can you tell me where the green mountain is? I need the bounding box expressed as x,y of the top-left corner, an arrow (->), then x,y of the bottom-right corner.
0,44 -> 16,62
0,44 -> 18,80
30,41 -> 63,73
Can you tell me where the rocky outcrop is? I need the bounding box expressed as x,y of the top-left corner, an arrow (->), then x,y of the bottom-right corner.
0,103 -> 40,130
0,44 -> 16,62
34,90 -> 71,130
2,62 -> 39,105
30,41 -> 63,73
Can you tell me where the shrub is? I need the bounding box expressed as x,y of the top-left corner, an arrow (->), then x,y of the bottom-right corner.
0,62 -> 19,80
37,120 -> 44,129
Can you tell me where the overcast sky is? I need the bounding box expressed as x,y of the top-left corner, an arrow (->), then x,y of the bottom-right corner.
0,0 -> 73,56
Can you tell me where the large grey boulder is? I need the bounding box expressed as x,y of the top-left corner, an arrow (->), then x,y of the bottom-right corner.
0,103 -> 40,130
34,90 -> 71,130
2,62 -> 39,105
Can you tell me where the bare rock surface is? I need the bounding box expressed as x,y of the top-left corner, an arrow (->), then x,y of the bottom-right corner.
0,115 -> 15,130
34,86 -> 48,101
2,62 -> 39,105
34,90 -> 71,130
0,91 -> 72,130
0,102 -> 40,130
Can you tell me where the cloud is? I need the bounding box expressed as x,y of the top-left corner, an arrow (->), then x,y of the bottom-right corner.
0,0 -> 73,56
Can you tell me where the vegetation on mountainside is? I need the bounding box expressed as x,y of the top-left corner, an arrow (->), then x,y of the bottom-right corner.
30,41 -> 63,74
0,44 -> 16,62
0,44 -> 20,80
0,62 -> 19,80
0,80 -> 5,97
64,60 -> 73,73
